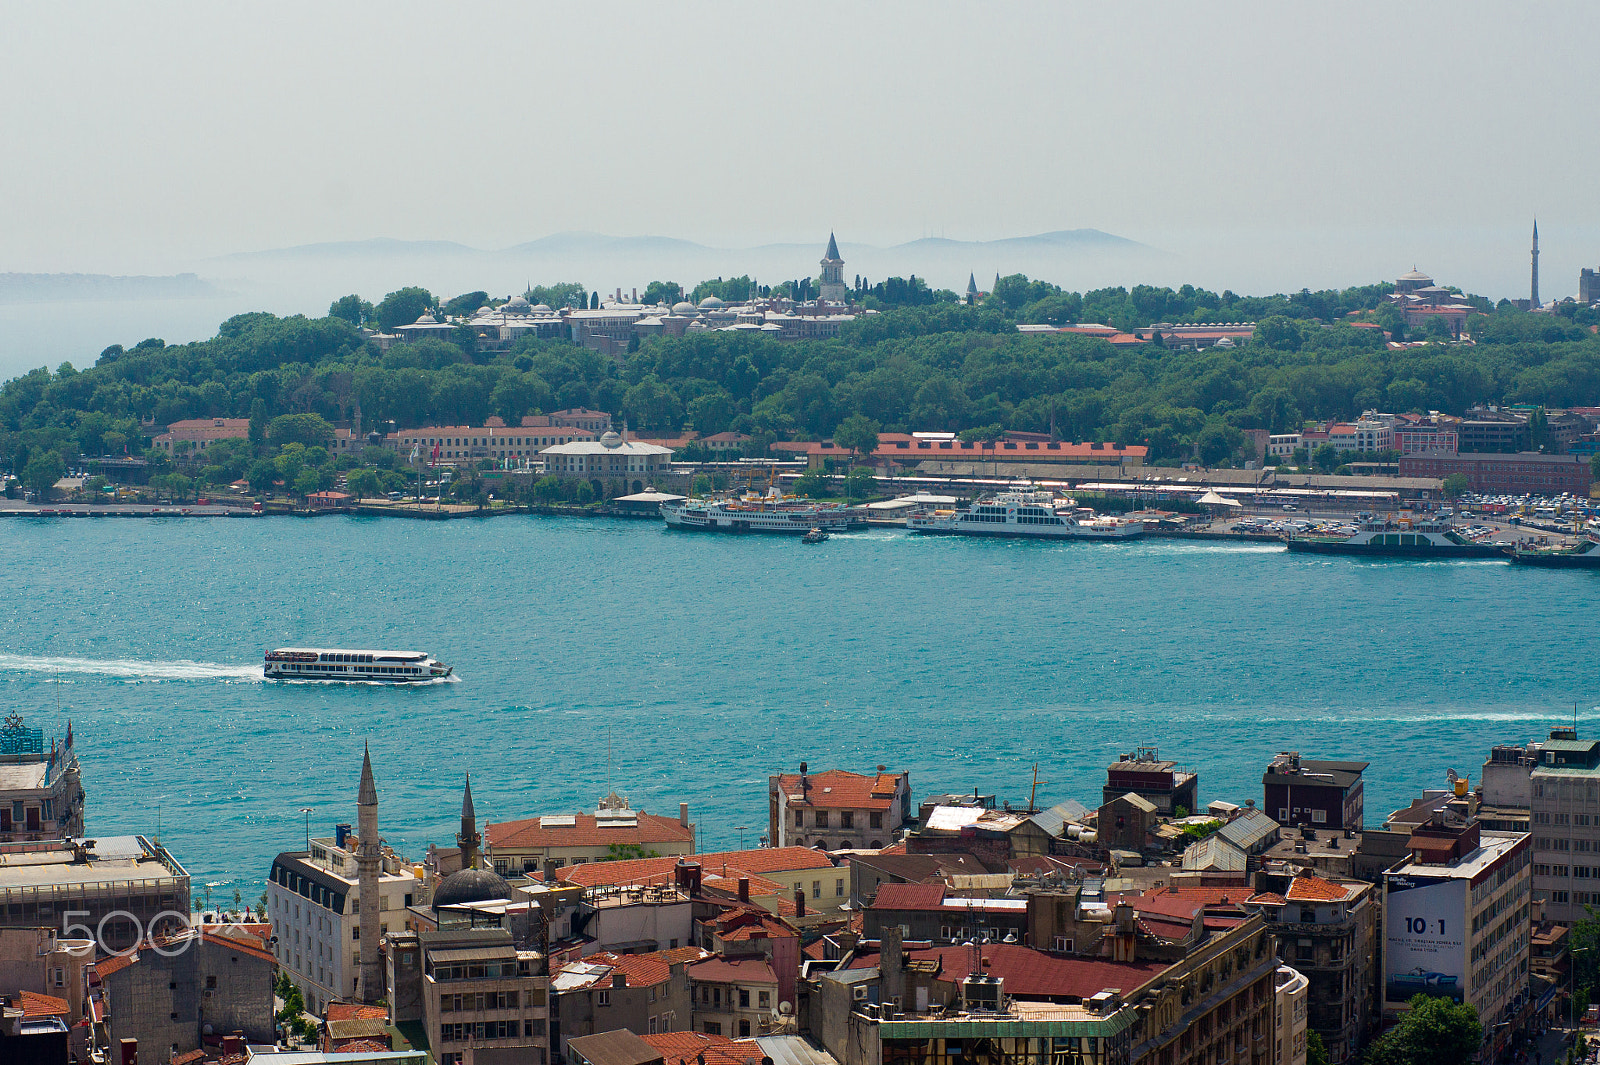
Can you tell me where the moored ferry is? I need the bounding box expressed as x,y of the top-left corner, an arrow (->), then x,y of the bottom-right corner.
264,648 -> 452,682
1283,518 -> 1501,559
907,484 -> 1144,539
661,490 -> 861,534
1506,531 -> 1600,568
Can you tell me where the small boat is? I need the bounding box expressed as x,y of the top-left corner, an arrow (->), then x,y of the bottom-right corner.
264,648 -> 452,682
1506,531 -> 1600,567
801,527 -> 829,544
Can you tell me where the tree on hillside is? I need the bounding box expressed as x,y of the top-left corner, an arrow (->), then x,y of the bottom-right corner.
328,294 -> 374,327
442,291 -> 490,318
1363,996 -> 1481,1065
267,414 -> 335,449
375,287 -> 435,332
345,468 -> 381,499
22,450 -> 65,501
833,414 -> 881,465
643,281 -> 684,306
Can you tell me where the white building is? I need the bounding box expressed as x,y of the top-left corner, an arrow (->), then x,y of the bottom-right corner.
268,824 -> 424,1014
540,432 -> 673,482
1381,821 -> 1531,1055
1268,433 -> 1303,459
1274,965 -> 1309,1065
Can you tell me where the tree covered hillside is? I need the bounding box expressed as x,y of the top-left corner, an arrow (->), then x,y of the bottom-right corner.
3,282 -> 1600,475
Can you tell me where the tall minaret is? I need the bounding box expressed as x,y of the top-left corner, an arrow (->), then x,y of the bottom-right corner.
1531,219 -> 1541,309
458,774 -> 481,871
356,744 -> 383,1003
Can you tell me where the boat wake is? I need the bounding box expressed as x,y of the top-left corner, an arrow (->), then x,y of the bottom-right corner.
0,653 -> 262,683
272,673 -> 461,687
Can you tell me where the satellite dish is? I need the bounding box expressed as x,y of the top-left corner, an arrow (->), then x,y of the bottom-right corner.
1446,768 -> 1460,782
778,1001 -> 793,1016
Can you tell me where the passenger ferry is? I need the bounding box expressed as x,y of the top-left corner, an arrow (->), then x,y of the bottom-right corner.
907,484 -> 1144,539
661,489 -> 861,534
1506,530 -> 1600,568
1283,518 -> 1502,559
264,648 -> 453,682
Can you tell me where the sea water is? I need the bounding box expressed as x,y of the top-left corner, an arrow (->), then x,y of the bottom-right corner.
0,515 -> 1590,903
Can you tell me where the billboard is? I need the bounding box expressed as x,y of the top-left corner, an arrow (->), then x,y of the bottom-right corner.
1384,872 -> 1467,1004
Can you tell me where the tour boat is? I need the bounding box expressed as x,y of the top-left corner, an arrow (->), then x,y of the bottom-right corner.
661,489 -> 860,534
907,484 -> 1144,540
1506,531 -> 1600,568
264,648 -> 452,682
1283,518 -> 1502,559
801,527 -> 830,544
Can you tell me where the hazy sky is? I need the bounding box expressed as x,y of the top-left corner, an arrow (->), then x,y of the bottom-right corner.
4,2 -> 1599,298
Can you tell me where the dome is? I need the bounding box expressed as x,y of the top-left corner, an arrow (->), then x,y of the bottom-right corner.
414,313 -> 438,325
476,305 -> 493,315
1399,269 -> 1432,282
503,296 -> 533,314
432,867 -> 514,911
531,303 -> 553,314
698,296 -> 725,309
672,302 -> 696,315
600,430 -> 623,449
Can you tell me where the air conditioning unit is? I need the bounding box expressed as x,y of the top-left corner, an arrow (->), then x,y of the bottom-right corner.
853,985 -> 869,1002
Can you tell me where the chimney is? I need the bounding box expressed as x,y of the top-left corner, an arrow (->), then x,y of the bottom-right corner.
800,762 -> 809,791
612,973 -> 627,989
222,1034 -> 242,1056
739,877 -> 750,902
881,925 -> 905,1008
794,886 -> 806,918
680,802 -> 690,828
1111,901 -> 1137,963
119,1039 -> 137,1065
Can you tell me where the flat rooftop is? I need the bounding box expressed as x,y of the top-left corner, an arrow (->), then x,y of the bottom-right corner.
1390,830 -> 1528,880
0,836 -> 186,895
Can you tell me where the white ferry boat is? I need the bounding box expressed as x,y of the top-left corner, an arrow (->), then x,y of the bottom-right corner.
661,490 -> 860,534
264,648 -> 452,682
1283,518 -> 1501,559
907,484 -> 1144,539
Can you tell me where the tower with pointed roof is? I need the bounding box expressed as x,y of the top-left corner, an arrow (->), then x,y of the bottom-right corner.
1531,219 -> 1541,309
818,233 -> 848,303
966,273 -> 979,306
356,744 -> 383,1003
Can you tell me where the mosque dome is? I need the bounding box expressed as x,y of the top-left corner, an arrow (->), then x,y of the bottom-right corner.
476,305 -> 494,315
672,302 -> 696,315
600,431 -> 623,449
503,296 -> 533,314
414,313 -> 438,325
698,296 -> 725,309
1398,269 -> 1432,282
531,303 -> 553,314
432,867 -> 514,911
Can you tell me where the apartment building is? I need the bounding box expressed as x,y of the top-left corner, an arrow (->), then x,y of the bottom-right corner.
768,764 -> 912,850
1529,733 -> 1600,925
486,795 -> 696,875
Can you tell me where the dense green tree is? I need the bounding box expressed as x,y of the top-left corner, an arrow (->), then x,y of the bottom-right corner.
1305,1032 -> 1330,1065
1364,996 -> 1481,1065
22,450 -> 64,500
267,413 -> 335,449
643,281 -> 684,306
442,291 -> 490,318
328,294 -> 374,327
345,467 -> 381,499
375,287 -> 435,332
1442,473 -> 1471,498
246,459 -> 278,494
526,282 -> 587,309
832,414 -> 880,463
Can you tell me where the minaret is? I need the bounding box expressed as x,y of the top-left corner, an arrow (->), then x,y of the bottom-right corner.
356,744 -> 383,1003
458,774 -> 481,871
1531,219 -> 1541,309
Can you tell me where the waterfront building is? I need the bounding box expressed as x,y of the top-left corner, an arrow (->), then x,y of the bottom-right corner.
1380,819 -> 1532,1060
0,836 -> 187,951
770,435 -> 1147,472
388,420 -> 596,465
267,752 -> 424,1014
1103,748 -> 1197,817
0,714 -> 83,841
1262,754 -> 1367,831
1245,873 -> 1376,1064
485,794 -> 696,875
386,926 -> 550,1065
550,947 -> 707,1055
1398,451 -> 1591,495
97,926 -> 275,1060
540,433 -> 675,485
1529,731 -> 1600,925
767,764 -> 912,851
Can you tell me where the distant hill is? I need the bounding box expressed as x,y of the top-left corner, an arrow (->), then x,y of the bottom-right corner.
894,229 -> 1151,253
0,272 -> 218,304
218,238 -> 480,261
497,231 -> 712,257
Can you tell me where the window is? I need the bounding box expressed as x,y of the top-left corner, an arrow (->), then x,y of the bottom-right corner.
597,990 -> 610,1007
1054,936 -> 1073,953
870,812 -> 883,828
739,1020 -> 751,1037
740,989 -> 750,1007
816,811 -> 829,828
759,991 -> 770,1008
794,810 -> 804,828
704,1023 -> 722,1036
813,881 -> 821,899
840,812 -> 854,829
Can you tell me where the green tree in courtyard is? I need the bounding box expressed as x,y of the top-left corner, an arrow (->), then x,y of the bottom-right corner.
1363,995 -> 1481,1065
1442,473 -> 1471,499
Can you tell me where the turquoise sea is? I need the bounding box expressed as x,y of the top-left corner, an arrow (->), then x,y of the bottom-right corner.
0,515 -> 1591,905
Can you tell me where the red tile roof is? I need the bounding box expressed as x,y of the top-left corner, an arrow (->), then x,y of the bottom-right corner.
640,1032 -> 766,1065
326,1002 -> 389,1023
577,947 -> 711,988
688,957 -> 778,985
202,930 -> 275,963
487,811 -> 695,850
19,990 -> 70,1018
94,954 -> 138,979
558,847 -> 833,889
171,1051 -> 206,1065
869,883 -> 948,911
857,944 -> 1166,999
1284,874 -> 1358,903
335,1040 -> 394,1054
1246,892 -> 1287,907
773,770 -> 902,811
